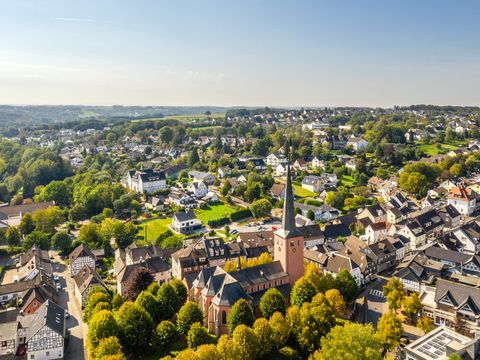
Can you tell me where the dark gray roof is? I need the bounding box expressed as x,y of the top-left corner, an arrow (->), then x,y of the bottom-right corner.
69,243 -> 95,264
26,300 -> 65,341
278,159 -> 301,239
435,279 -> 480,314
423,245 -> 480,266
173,210 -> 197,222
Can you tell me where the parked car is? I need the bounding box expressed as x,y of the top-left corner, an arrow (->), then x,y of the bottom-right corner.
54,275 -> 60,282
56,283 -> 61,291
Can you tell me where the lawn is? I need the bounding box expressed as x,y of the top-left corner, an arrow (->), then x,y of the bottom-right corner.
137,217 -> 173,243
340,174 -> 354,187
417,143 -> 459,156
195,202 -> 239,224
293,184 -> 317,198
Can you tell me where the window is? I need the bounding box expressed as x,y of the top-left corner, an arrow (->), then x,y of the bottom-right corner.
46,352 -> 50,356
222,311 -> 227,324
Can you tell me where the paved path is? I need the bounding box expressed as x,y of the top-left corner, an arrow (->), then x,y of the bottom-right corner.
52,252 -> 87,360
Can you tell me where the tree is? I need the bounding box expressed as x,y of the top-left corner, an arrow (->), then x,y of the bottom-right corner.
78,222 -> 105,249
95,336 -> 125,360
32,206 -> 64,233
5,226 -> 21,246
87,310 -> 118,348
231,325 -> 259,360
220,180 -> 232,197
115,302 -> 154,354
83,291 -> 111,323
156,321 -> 177,351
124,267 -> 154,301
312,323 -> 382,360
23,230 -> 50,250
306,209 -> 315,221
253,318 -> 273,357
186,322 -> 214,349
403,293 -> 423,323
290,277 -> 317,307
177,301 -> 204,335
448,354 -> 462,360
170,278 -> 188,309
260,288 -> 286,318
376,312 -> 403,351
35,180 -> 73,207
325,289 -> 346,317
335,269 -> 359,302
383,277 -> 406,312
19,212 -> 35,236
195,344 -> 219,360
157,282 -> 181,320
269,312 -> 290,350
325,191 -> 345,209
417,316 -> 434,334
135,291 -> 159,322
189,148 -> 200,166
227,299 -> 255,334
51,231 -> 72,254
111,293 -> 124,311
249,199 -> 272,218
399,171 -> 427,194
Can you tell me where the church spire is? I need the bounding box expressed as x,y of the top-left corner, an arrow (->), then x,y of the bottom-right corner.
281,140 -> 301,238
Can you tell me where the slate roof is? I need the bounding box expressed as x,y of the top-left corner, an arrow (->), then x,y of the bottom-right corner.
74,265 -> 107,294
323,223 -> 351,239
0,201 -> 55,220
69,243 -> 95,264
26,300 -> 65,342
173,210 -> 197,222
435,279 -> 480,313
118,257 -> 171,283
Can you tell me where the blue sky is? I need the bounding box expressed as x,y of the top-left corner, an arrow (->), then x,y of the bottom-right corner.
1,0 -> 479,107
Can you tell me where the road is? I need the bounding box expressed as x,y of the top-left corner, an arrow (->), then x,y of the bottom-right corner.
51,252 -> 87,360
355,277 -> 388,329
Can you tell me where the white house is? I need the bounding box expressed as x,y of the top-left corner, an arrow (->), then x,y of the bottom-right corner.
171,211 -> 202,234
74,265 -> 108,307
69,243 -> 96,277
266,152 -> 287,167
187,180 -> 208,198
123,168 -> 166,193
447,186 -> 478,216
311,157 -> 326,169
301,175 -> 322,193
346,137 -> 368,151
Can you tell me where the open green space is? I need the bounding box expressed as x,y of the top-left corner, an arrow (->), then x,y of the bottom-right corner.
417,143 -> 459,156
195,202 -> 239,223
134,112 -> 225,123
293,184 -> 317,198
340,174 -> 355,187
137,217 -> 174,243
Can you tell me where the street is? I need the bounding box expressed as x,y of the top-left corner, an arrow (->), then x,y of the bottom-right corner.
355,277 -> 388,329
51,252 -> 87,360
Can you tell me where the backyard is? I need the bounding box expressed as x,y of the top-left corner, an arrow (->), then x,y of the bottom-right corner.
194,202 -> 240,224
137,217 -> 175,243
293,184 -> 317,198
417,143 -> 459,156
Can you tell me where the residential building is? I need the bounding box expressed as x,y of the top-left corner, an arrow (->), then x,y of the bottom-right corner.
123,168 -> 166,193
69,243 -> 96,277
447,185 -> 478,216
171,211 -> 202,234
74,265 -> 108,307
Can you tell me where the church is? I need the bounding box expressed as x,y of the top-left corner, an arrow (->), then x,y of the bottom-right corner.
188,158 -> 304,336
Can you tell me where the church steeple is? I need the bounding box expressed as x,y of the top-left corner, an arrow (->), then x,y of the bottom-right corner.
280,141 -> 301,238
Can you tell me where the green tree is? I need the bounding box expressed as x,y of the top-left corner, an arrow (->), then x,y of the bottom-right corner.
376,312 -> 403,351
306,209 -> 315,221
269,312 -> 290,350
23,230 -> 50,250
312,322 -> 382,360
253,318 -> 273,357
35,180 -> 73,207
156,321 -> 178,351
78,222 -> 105,249
383,277 -> 406,312
111,293 -> 124,311
87,310 -> 118,348
50,231 -> 72,254
227,299 -> 255,334
324,191 -> 345,209
177,301 -> 204,335
115,302 -> 154,354
403,293 -> 423,323
335,269 -> 359,303
95,336 -> 125,360
249,199 -> 273,218
186,322 -> 214,349
399,171 -> 427,194
290,277 -> 317,307
135,291 -> 159,322
260,288 -> 286,318
32,206 -> 64,233
417,316 -> 434,334
157,282 -> 180,320
231,325 -> 259,360
83,291 -> 111,323
189,148 -> 200,166
5,226 -> 21,246
19,212 -> 35,236
448,353 -> 462,360
170,278 -> 188,309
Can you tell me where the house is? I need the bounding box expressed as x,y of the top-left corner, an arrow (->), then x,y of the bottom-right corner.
275,163 -> 287,176
187,180 -> 208,198
444,220 -> 480,254
74,265 -> 108,307
298,224 -> 324,248
266,153 -> 287,167
368,239 -> 397,273
346,137 -> 368,151
293,159 -> 308,171
145,196 -> 165,211
14,246 -> 52,282
188,171 -> 215,185
25,300 -> 66,360
22,285 -> 58,315
117,257 -> 171,297
0,308 -> 21,357
301,175 -> 322,193
69,243 -> 96,277
422,245 -> 480,278
188,159 -> 305,336
399,208 -> 444,250
405,326 -> 480,360
123,168 -> 166,193
345,158 -> 357,171
171,211 -> 202,234
340,236 -> 377,284
311,157 -> 326,169
364,222 -> 388,244
0,201 -> 55,227
393,253 -> 444,293
358,204 -> 387,224
0,272 -> 55,306
217,167 -> 231,179
270,183 -> 286,200
447,185 -> 478,216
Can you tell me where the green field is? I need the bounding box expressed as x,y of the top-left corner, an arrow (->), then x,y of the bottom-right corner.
195,202 -> 239,224
340,175 -> 354,187
137,217 -> 173,242
417,143 -> 459,156
134,112 -> 225,123
293,184 -> 317,198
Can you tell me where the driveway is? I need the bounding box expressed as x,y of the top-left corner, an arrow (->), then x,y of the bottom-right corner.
51,252 -> 87,360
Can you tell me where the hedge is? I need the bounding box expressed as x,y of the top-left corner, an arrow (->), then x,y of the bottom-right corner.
207,217 -> 230,228
229,208 -> 252,222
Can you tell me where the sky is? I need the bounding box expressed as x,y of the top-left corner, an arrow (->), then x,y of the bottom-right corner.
1,0 -> 480,107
